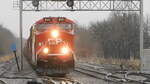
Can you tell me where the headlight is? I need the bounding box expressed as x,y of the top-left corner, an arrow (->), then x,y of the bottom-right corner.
43,47 -> 49,54
61,47 -> 69,54
51,30 -> 59,38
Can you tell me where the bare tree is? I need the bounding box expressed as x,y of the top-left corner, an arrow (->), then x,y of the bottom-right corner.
0,25 -> 16,55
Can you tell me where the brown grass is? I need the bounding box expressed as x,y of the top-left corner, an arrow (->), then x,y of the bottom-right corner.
77,56 -> 140,70
0,54 -> 14,62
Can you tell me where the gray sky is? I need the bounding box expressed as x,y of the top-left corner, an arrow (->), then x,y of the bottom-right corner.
0,0 -> 150,38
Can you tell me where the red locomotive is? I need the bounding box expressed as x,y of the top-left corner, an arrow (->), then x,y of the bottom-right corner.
24,17 -> 75,75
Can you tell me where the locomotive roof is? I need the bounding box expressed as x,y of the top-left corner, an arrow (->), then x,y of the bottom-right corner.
35,17 -> 74,24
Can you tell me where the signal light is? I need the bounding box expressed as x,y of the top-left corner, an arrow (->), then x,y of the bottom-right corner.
32,0 -> 39,10
43,47 -> 49,54
51,30 -> 59,38
32,0 -> 39,7
66,0 -> 74,8
61,47 -> 69,54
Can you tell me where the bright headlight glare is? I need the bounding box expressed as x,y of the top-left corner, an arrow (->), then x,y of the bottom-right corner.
61,47 -> 69,54
51,30 -> 59,38
43,47 -> 49,54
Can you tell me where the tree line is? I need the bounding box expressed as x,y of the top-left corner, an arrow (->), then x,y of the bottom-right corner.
75,12 -> 150,60
0,25 -> 18,55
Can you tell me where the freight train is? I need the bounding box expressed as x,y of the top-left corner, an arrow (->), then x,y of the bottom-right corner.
24,17 -> 75,75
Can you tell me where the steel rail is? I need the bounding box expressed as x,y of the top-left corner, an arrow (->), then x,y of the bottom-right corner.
75,64 -> 150,84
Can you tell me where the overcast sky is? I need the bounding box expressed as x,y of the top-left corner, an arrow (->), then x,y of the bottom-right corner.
0,0 -> 149,38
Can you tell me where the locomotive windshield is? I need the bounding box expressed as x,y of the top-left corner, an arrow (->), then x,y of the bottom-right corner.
37,23 -> 72,31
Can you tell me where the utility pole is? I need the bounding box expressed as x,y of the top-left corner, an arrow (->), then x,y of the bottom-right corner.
140,0 -> 144,71
19,0 -> 23,70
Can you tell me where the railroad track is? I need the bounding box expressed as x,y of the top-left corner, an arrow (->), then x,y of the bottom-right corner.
0,55 -> 149,84
75,63 -> 150,84
0,62 -> 12,77
0,55 -> 82,84
0,80 -> 7,84
0,76 -> 82,84
75,66 -> 123,82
